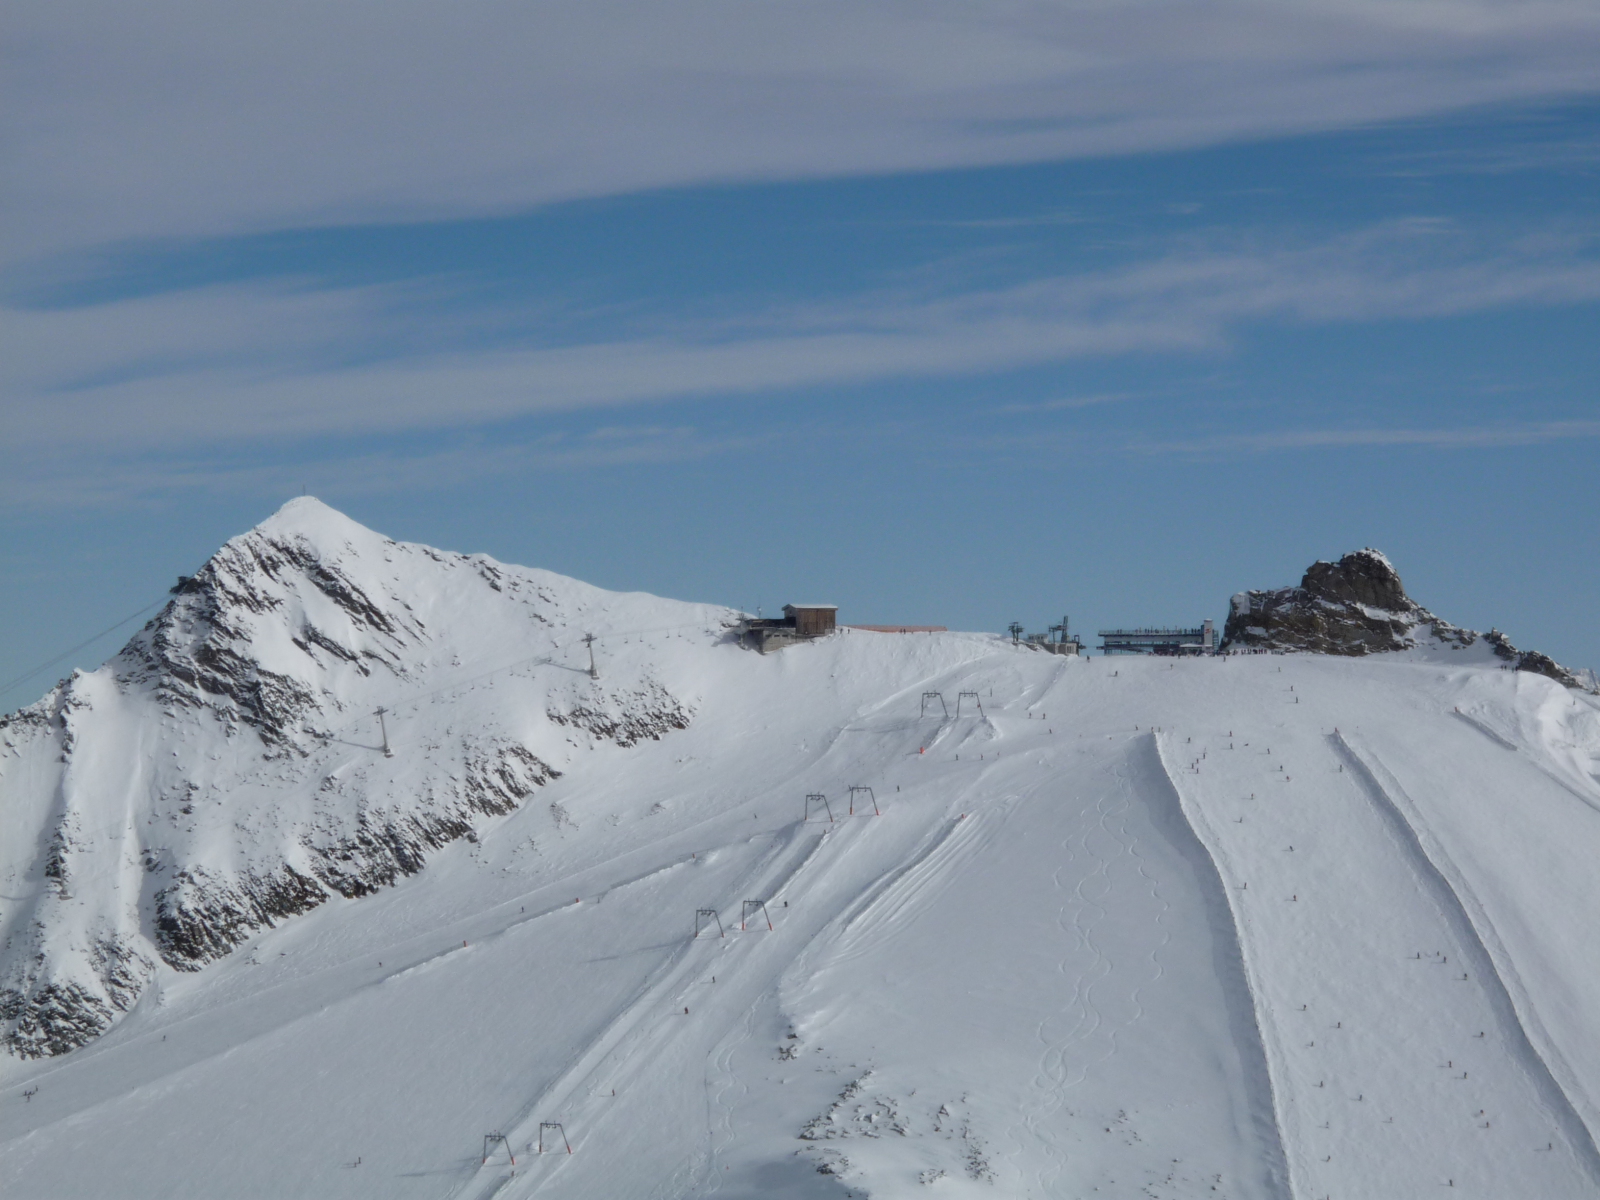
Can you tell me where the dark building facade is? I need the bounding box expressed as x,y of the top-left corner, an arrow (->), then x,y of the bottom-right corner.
740,604 -> 838,653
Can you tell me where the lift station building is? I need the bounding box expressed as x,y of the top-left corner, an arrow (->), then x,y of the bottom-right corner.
1098,619 -> 1216,655
740,604 -> 838,653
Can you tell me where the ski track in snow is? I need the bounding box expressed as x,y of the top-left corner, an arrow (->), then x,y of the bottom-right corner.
1451,708 -> 1522,753
1140,735 -> 1293,1200
1014,746 -> 1170,1194
444,821 -> 829,1199
1161,715 -> 1600,1198
1337,732 -> 1600,1176
513,717 -> 991,1197
0,828 -> 761,1127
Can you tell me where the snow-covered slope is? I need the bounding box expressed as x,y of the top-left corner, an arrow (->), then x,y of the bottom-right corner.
3,505 -> 1600,1199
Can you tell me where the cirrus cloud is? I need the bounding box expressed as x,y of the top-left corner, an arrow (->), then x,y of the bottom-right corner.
6,1 -> 1600,265
4,219 -> 1598,456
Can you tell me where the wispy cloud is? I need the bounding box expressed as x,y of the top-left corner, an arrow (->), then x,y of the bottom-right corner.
5,1 -> 1600,265
1134,419 -> 1600,455
5,220 -> 1598,459
0,424 -> 763,510
995,393 -> 1141,414
895,211 -> 1090,231
1373,131 -> 1600,177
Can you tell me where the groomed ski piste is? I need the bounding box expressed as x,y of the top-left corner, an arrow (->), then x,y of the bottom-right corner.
3,500 -> 1600,1199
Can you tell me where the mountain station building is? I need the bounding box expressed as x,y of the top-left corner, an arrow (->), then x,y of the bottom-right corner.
740,604 -> 838,653
1098,619 -> 1217,655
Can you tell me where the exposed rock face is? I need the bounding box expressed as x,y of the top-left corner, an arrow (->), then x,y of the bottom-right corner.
1223,549 -> 1445,657
1481,632 -> 1582,688
1299,551 -> 1411,615
125,529 -> 419,746
0,498 -> 721,1059
547,682 -> 694,748
1222,549 -> 1582,688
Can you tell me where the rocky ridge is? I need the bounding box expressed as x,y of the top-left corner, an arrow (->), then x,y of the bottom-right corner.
1221,548 -> 1582,687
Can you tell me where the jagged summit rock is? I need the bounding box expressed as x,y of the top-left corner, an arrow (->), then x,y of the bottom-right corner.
1222,548 -> 1580,687
1222,549 -> 1428,657
0,500 -> 722,1058
1299,548 -> 1409,613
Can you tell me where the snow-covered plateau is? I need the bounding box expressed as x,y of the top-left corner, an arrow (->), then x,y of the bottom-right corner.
3,498 -> 1599,1199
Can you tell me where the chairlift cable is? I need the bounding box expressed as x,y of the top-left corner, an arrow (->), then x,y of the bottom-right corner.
0,597 -> 168,702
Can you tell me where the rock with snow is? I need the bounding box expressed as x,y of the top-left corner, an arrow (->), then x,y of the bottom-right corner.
1222,548 -> 1582,686
0,498 -> 721,1058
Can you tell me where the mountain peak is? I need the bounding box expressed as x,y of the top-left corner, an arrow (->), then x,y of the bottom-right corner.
0,507 -> 716,1058
252,495 -> 383,549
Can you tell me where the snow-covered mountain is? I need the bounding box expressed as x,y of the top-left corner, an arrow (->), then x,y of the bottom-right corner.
0,498 -> 719,1057
3,504 -> 1600,1200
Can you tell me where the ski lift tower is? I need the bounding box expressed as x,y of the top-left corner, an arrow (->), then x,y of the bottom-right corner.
1047,616 -> 1082,655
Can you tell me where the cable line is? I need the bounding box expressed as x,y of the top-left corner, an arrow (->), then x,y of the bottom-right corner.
0,597 -> 168,703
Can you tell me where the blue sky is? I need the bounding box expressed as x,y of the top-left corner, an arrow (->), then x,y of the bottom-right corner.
3,1 -> 1599,703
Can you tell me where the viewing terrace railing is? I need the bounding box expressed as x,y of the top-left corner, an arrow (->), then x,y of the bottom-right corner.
1097,627 -> 1208,655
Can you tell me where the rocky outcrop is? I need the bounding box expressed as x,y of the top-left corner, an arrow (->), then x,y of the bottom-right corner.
120,526 -> 424,747
1223,549 -> 1451,657
1222,549 -> 1582,688
0,935 -> 155,1059
1481,631 -> 1583,688
154,865 -> 329,969
547,682 -> 694,748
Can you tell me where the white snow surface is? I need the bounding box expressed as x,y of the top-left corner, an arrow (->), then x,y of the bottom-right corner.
3,500 -> 1600,1199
